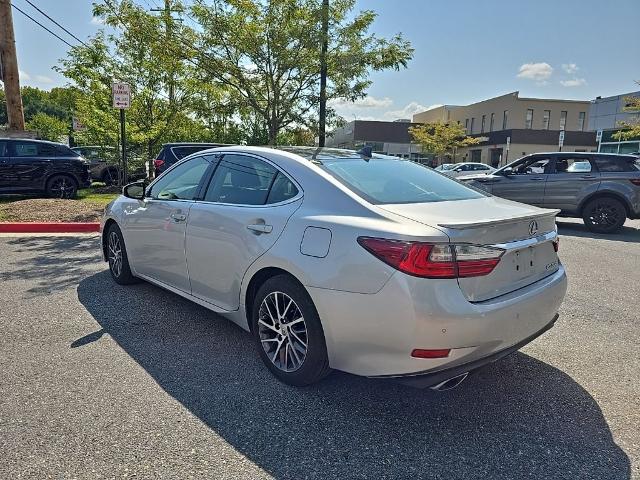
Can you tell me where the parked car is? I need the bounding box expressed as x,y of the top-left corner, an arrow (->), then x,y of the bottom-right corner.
102,146 -> 566,389
0,138 -> 91,198
153,142 -> 229,176
71,145 -> 120,185
459,152 -> 640,233
434,163 -> 455,172
441,162 -> 496,178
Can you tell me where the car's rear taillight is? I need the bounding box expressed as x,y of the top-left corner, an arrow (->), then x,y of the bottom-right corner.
630,178 -> 640,186
357,237 -> 504,279
153,159 -> 165,169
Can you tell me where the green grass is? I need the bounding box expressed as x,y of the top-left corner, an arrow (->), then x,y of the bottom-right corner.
76,189 -> 119,205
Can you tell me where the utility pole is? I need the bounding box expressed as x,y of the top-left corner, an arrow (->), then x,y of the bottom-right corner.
151,0 -> 181,106
0,0 -> 25,130
317,0 -> 329,147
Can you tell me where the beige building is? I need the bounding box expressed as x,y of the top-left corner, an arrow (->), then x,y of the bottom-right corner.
412,92 -> 597,166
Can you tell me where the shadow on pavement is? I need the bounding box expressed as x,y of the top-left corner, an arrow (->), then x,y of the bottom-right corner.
556,219 -> 640,243
77,270 -> 630,479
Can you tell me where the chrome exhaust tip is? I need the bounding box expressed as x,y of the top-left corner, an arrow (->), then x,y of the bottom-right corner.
430,372 -> 469,391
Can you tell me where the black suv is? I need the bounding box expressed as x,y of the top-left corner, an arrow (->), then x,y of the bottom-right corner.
153,142 -> 228,175
0,138 -> 91,198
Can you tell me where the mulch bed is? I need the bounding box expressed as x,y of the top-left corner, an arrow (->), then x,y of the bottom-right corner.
0,199 -> 105,223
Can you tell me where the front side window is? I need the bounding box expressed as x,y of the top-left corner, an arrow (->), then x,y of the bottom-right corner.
560,111 -> 567,131
554,157 -> 592,174
150,156 -> 211,200
204,154 -> 278,205
508,156 -> 551,175
320,157 -> 486,204
525,109 -> 534,129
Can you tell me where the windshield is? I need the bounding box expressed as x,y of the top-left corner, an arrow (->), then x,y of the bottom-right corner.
320,158 -> 486,204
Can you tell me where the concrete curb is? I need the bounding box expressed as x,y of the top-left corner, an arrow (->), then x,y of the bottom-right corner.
0,223 -> 100,233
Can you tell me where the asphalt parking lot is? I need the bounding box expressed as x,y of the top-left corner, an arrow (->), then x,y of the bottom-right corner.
0,219 -> 638,479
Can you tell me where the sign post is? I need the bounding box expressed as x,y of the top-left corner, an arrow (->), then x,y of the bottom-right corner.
596,129 -> 603,152
558,130 -> 565,152
112,82 -> 131,186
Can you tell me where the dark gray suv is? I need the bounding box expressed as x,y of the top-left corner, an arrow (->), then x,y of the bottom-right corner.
460,152 -> 640,233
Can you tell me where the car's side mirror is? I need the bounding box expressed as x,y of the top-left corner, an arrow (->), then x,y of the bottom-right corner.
123,181 -> 146,200
501,167 -> 514,176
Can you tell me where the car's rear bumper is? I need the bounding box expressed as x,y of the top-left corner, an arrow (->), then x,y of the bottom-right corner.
307,265 -> 567,378
387,313 -> 558,388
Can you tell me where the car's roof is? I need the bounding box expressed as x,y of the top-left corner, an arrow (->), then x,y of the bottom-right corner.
72,145 -> 115,149
162,142 -> 230,148
274,146 -> 396,162
0,137 -> 67,146
529,152 -> 638,158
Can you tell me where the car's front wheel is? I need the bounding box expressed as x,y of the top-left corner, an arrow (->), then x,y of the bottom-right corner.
106,223 -> 138,285
582,197 -> 627,233
252,275 -> 331,386
46,174 -> 78,199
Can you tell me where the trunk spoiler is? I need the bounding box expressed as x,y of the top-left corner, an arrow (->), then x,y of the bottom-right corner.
437,209 -> 560,230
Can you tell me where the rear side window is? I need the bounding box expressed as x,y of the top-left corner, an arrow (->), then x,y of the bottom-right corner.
594,156 -> 640,172
555,158 -> 592,173
321,158 -> 486,204
13,141 -> 39,156
204,155 -> 277,205
172,146 -> 210,160
266,173 -> 299,204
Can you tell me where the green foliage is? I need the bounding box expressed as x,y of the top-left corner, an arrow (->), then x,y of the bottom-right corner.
25,112 -> 69,141
409,122 -> 481,157
190,0 -> 413,143
612,94 -> 640,141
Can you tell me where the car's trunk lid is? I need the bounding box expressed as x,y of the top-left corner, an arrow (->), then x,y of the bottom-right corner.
380,196 -> 560,302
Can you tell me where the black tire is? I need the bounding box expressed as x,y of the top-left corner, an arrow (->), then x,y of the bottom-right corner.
106,223 -> 139,285
252,274 -> 331,386
582,197 -> 627,233
101,168 -> 118,186
46,174 -> 78,199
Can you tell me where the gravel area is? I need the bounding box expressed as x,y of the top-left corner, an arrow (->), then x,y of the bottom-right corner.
0,219 -> 638,479
0,199 -> 105,222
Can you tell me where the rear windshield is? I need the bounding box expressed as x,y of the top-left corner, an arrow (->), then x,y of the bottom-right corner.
172,146 -> 212,159
320,158 -> 486,204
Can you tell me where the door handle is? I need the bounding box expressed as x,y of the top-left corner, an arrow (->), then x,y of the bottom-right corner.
580,175 -> 596,179
170,212 -> 187,222
530,177 -> 545,181
247,223 -> 273,234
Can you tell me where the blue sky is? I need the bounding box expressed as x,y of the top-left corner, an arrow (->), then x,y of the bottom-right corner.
10,0 -> 640,121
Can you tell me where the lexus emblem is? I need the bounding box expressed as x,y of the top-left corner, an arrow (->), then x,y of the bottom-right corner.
528,220 -> 539,236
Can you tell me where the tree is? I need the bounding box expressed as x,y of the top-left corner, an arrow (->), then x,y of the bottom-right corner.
409,122 -> 481,160
26,112 -> 69,141
189,0 -> 413,144
612,92 -> 640,141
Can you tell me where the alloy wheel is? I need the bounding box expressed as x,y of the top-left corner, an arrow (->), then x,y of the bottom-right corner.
257,291 -> 308,372
588,202 -> 621,228
50,177 -> 74,198
108,231 -> 123,278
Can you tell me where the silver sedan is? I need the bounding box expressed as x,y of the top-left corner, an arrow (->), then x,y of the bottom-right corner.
101,146 -> 567,389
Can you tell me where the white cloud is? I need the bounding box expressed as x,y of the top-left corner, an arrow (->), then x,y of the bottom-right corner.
330,96 -> 393,109
562,63 -> 579,74
516,62 -> 553,84
19,70 -> 31,81
35,75 -> 53,84
384,101 -> 433,120
90,16 -> 105,25
560,78 -> 587,87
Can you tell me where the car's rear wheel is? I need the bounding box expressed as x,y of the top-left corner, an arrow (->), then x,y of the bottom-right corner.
46,174 -> 78,199
106,223 -> 138,285
252,275 -> 331,386
582,197 -> 627,233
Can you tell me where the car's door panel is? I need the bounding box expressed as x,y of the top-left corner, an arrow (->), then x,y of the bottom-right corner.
123,155 -> 213,292
543,156 -> 601,213
0,141 -> 10,189
489,156 -> 550,206
186,199 -> 302,310
185,153 -> 302,310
